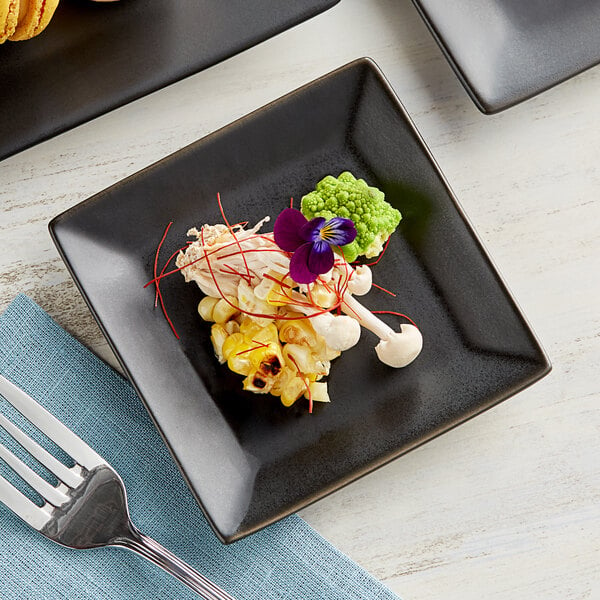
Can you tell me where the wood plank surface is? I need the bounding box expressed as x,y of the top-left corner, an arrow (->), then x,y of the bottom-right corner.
1,1 -> 598,598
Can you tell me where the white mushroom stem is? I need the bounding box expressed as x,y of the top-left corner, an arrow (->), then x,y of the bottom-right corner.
341,293 -> 422,368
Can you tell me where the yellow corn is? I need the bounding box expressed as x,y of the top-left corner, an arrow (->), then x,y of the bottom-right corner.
270,366 -> 296,397
304,381 -> 330,403
275,311 -> 304,329
212,296 -> 240,324
249,342 -> 283,378
227,350 -> 253,376
239,317 -> 263,338
237,280 -> 277,325
278,318 -> 317,347
242,372 -> 275,394
222,332 -> 245,362
210,324 -> 229,364
251,323 -> 279,345
283,344 -> 329,377
198,296 -> 219,321
223,320 -> 240,335
266,275 -> 296,306
309,284 -> 338,309
280,376 -> 308,407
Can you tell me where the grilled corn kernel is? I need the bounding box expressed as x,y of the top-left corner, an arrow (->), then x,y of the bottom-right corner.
242,372 -> 275,394
223,320 -> 240,335
212,296 -> 240,324
210,324 -> 229,364
222,332 -> 245,361
249,342 -> 283,377
280,376 -> 307,407
275,311 -> 304,328
283,344 -> 328,376
270,366 -> 295,397
254,272 -> 295,306
198,296 -> 219,321
239,316 -> 262,338
304,381 -> 330,403
278,318 -> 317,347
310,284 -> 337,309
227,350 -> 253,376
252,323 -> 279,345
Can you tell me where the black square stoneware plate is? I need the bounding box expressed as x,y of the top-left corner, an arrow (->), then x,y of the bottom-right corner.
411,0 -> 600,113
0,0 -> 339,161
50,58 -> 551,543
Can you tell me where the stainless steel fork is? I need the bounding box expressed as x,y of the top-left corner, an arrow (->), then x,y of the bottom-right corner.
0,375 -> 235,600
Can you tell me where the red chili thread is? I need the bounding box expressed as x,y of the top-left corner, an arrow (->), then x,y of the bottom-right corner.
363,236 -> 392,267
220,263 -> 254,286
235,340 -> 270,356
371,282 -> 397,297
372,310 -> 418,329
153,222 -> 172,306
151,222 -> 180,339
287,354 -> 312,414
217,192 -> 252,283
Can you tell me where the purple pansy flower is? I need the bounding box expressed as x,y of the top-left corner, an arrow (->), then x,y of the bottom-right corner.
273,208 -> 357,284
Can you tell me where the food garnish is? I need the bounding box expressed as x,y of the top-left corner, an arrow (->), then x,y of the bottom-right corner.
301,171 -> 402,263
149,175 -> 422,412
273,208 -> 356,284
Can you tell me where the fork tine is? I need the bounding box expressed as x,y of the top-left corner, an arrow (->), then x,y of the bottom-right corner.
0,413 -> 83,489
0,375 -> 104,471
0,442 -> 69,507
0,473 -> 51,530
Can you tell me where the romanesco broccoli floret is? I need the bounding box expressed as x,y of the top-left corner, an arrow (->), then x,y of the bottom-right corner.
300,172 -> 401,262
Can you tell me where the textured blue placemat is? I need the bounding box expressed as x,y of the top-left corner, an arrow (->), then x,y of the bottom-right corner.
0,294 -> 400,600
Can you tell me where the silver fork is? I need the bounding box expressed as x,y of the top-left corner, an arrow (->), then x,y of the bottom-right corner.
0,375 -> 235,600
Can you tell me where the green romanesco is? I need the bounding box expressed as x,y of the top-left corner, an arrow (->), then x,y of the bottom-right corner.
300,172 -> 401,263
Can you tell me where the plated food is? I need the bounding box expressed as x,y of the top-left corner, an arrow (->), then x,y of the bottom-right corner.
49,58 -> 550,541
163,173 -> 423,412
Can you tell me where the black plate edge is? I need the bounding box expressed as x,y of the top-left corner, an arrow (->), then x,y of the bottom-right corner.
2,0 -> 341,163
410,0 -> 600,114
49,56 -> 552,542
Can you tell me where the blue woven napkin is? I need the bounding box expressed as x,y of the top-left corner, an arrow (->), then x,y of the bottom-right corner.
0,295 -> 400,600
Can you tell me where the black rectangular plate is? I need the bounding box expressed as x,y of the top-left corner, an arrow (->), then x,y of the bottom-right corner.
0,0 -> 339,161
50,58 -> 551,542
412,0 -> 600,113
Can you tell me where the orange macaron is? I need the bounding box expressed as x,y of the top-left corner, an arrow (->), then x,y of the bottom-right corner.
8,0 -> 60,41
0,0 -> 19,43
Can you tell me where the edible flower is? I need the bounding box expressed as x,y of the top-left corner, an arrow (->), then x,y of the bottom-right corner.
273,208 -> 356,284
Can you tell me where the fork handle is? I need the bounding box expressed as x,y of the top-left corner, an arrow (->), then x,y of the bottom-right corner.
116,528 -> 236,600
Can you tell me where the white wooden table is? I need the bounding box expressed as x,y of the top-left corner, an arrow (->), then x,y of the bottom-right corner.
1,1 -> 599,599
